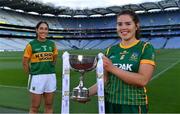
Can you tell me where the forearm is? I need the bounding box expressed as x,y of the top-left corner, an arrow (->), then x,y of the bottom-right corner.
22,57 -> 30,75
23,62 -> 29,74
89,72 -> 108,96
52,55 -> 58,65
89,84 -> 98,96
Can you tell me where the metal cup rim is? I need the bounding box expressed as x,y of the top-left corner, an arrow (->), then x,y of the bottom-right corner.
69,54 -> 97,72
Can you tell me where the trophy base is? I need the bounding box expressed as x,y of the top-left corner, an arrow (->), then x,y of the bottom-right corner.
71,87 -> 90,102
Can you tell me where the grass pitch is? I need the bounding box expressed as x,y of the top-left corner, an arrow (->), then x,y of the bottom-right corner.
0,49 -> 180,113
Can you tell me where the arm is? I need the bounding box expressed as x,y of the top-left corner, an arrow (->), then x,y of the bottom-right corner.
22,57 -> 30,75
52,44 -> 58,65
52,54 -> 58,65
103,56 -> 155,87
89,70 -> 109,96
22,43 -> 32,75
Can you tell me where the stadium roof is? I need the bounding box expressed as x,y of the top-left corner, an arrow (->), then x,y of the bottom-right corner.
0,0 -> 179,17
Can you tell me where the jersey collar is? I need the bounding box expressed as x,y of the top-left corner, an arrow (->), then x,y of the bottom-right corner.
119,40 -> 140,49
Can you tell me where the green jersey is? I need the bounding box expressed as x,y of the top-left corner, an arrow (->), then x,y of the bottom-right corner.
105,40 -> 155,105
23,39 -> 58,75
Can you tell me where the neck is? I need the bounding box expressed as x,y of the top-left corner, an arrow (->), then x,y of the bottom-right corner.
37,38 -> 46,42
121,38 -> 137,47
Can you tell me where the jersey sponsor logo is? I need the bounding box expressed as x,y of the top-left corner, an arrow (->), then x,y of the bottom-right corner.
31,52 -> 53,63
119,50 -> 129,60
120,50 -> 129,55
114,63 -> 133,71
120,55 -> 125,60
35,52 -> 53,61
41,45 -> 47,51
34,48 -> 41,51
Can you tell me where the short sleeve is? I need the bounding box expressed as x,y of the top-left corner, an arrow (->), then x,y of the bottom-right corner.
140,43 -> 156,66
23,44 -> 32,58
53,43 -> 58,55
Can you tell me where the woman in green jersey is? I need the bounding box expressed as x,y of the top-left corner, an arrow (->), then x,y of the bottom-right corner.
22,21 -> 58,113
89,10 -> 156,113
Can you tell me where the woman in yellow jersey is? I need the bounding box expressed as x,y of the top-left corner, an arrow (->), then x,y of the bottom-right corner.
88,10 -> 156,113
22,21 -> 58,113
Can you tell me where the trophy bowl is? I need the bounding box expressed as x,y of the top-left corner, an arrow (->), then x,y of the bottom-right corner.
69,54 -> 97,72
69,54 -> 97,101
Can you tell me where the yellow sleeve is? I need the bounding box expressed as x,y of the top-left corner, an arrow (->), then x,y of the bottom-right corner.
53,44 -> 58,55
24,44 -> 32,58
140,59 -> 155,66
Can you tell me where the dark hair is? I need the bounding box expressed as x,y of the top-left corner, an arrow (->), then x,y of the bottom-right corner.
117,10 -> 140,39
35,21 -> 49,30
35,21 -> 49,37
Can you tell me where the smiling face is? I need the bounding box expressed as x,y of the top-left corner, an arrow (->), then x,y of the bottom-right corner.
117,14 -> 139,41
36,22 -> 49,41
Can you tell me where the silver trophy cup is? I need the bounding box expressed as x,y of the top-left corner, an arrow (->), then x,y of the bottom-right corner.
69,54 -> 97,101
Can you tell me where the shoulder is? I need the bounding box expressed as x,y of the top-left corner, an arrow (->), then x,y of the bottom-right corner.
25,40 -> 34,48
29,39 -> 37,45
105,44 -> 119,55
139,41 -> 154,51
139,41 -> 155,56
139,40 -> 153,47
108,44 -> 119,50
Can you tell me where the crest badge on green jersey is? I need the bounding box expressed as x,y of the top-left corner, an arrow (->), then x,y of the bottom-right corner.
130,52 -> 139,62
49,46 -> 52,51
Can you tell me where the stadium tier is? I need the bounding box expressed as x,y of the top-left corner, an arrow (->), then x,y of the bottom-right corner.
1,1 -> 180,51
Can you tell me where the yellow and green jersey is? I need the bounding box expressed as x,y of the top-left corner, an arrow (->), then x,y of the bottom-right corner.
105,40 -> 155,105
23,39 -> 58,75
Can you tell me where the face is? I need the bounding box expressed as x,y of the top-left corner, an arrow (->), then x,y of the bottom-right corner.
36,23 -> 48,41
117,14 -> 139,41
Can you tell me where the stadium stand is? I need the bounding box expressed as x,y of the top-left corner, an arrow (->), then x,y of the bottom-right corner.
149,37 -> 167,49
164,37 -> 180,48
0,0 -> 180,51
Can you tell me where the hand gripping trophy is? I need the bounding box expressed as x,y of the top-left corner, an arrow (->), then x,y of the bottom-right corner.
61,51 -> 105,114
